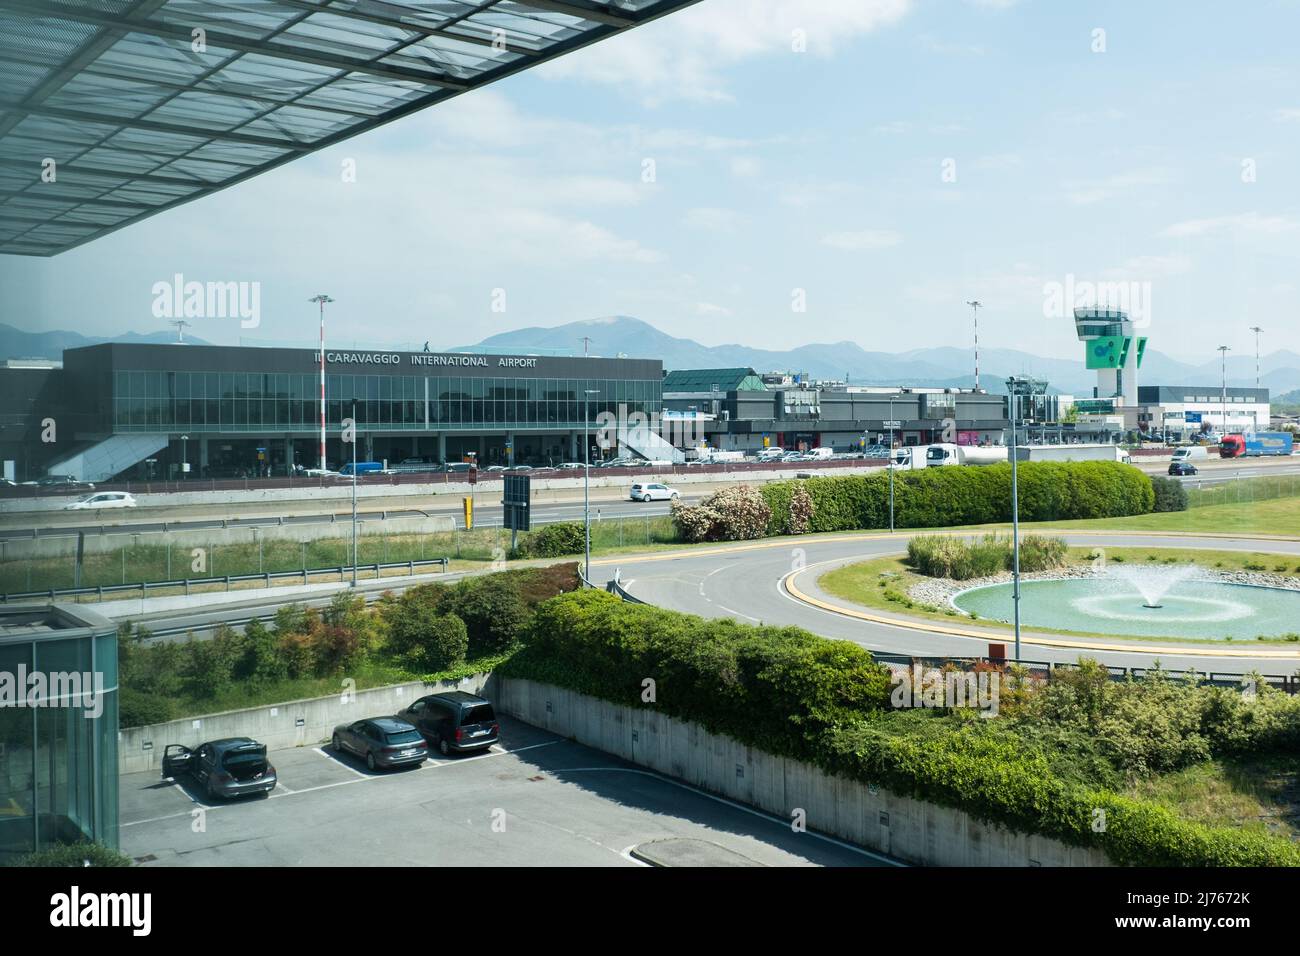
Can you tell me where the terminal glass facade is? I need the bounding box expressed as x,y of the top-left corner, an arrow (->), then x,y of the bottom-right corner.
112,371 -> 661,434
0,613 -> 119,862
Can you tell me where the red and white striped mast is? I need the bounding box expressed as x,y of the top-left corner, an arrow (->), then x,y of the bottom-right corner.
309,294 -> 334,470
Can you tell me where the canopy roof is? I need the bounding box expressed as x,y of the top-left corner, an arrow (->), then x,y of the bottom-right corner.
0,0 -> 698,256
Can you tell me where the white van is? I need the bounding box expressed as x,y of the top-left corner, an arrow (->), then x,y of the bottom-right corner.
807,447 -> 834,460
1172,446 -> 1208,462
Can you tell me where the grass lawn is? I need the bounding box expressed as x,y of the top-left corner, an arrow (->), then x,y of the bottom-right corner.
1012,495 -> 1300,537
817,545 -> 1300,646
1127,755 -> 1300,841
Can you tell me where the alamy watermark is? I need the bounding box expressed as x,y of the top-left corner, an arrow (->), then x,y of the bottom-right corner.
0,666 -> 107,719
1042,273 -> 1152,327
890,664 -> 1000,716
151,273 -> 261,328
594,403 -> 706,452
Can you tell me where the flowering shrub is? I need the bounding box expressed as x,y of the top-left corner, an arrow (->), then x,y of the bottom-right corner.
671,485 -> 772,542
788,481 -> 815,534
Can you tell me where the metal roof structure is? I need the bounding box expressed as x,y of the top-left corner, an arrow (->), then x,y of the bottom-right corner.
661,367 -> 765,393
0,0 -> 700,257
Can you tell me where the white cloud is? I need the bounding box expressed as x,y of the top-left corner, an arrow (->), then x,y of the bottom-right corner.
696,302 -> 734,316
1274,108 -> 1300,122
1101,255 -> 1191,279
821,230 -> 903,251
684,207 -> 744,231
1160,212 -> 1299,239
1063,168 -> 1172,205
538,0 -> 913,104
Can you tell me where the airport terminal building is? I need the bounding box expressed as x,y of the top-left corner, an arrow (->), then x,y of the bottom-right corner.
1,344 -> 664,481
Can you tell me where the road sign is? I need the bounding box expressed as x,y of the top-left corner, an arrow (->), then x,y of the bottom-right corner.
503,473 -> 531,532
1184,411 -> 1203,423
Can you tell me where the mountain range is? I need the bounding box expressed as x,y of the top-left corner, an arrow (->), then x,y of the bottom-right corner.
6,316 -> 1299,398
0,321 -> 209,360
456,316 -> 1300,397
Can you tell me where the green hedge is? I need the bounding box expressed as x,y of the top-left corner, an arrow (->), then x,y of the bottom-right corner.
503,590 -> 1300,867
761,461 -> 1154,534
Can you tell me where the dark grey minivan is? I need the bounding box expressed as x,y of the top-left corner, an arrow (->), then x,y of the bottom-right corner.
397,692 -> 499,755
162,737 -> 277,799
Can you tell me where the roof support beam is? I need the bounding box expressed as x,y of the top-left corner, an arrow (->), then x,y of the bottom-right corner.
2,0 -> 471,89
506,0 -> 636,28
273,0 -> 544,56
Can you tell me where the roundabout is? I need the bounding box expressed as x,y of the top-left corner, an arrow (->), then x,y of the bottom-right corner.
594,529 -> 1300,673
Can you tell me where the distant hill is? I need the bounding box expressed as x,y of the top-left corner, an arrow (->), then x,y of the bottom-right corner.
458,315 -> 1300,396
0,322 -> 210,362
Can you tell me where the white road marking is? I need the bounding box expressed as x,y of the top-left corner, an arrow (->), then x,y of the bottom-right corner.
557,766 -> 903,866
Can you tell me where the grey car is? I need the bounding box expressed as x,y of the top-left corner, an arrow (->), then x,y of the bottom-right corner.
332,716 -> 428,770
162,738 -> 277,800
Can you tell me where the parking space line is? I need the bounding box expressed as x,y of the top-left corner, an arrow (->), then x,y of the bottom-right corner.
312,746 -> 369,779
555,766 -> 904,866
125,740 -> 563,828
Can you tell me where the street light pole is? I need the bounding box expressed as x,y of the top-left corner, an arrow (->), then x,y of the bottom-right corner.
1218,345 -> 1231,437
1007,378 -> 1022,662
351,400 -> 358,587
583,388 -> 600,583
180,434 -> 188,481
888,395 -> 896,533
966,300 -> 982,391
309,294 -> 334,471
1250,326 -> 1262,389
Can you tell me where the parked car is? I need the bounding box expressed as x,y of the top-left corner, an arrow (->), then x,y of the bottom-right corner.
558,462 -> 585,470
397,692 -> 500,755
629,482 -> 680,502
506,464 -> 533,472
332,716 -> 427,770
162,737 -> 277,800
64,491 -> 137,510
1168,460 -> 1199,476
29,474 -> 94,491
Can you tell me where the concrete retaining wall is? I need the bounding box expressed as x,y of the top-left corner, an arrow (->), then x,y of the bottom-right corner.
0,514 -> 457,562
118,672 -> 494,775
496,677 -> 1111,868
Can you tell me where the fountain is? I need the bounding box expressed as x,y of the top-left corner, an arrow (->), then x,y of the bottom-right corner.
1107,564 -> 1201,609
950,562 -> 1300,641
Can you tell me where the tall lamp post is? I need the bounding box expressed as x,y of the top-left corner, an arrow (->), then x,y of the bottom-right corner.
180,434 -> 188,481
350,400 -> 358,587
1249,326 -> 1263,389
888,395 -> 896,533
966,300 -> 982,391
1005,377 -> 1034,663
309,294 -> 334,471
1217,345 -> 1231,437
583,388 -> 600,583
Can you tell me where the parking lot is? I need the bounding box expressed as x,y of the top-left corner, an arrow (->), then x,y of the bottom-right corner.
120,717 -> 894,867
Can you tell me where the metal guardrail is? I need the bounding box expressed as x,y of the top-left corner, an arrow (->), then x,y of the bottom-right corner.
0,556 -> 449,604
605,568 -> 646,604
872,653 -> 1299,695
594,584 -> 1299,695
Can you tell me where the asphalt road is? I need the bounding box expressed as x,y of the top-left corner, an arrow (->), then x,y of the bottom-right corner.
605,531 -> 1300,676
120,716 -> 889,867
0,494 -> 691,541
9,454 -> 1296,541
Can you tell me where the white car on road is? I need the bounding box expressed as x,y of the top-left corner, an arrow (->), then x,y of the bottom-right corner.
65,491 -> 137,510
629,482 -> 680,502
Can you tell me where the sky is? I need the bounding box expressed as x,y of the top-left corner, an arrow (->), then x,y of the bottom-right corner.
3,0 -> 1300,363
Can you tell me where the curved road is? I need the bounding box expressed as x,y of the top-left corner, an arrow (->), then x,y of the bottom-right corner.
598,531 -> 1300,677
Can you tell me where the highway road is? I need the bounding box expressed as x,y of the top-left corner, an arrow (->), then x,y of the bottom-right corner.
7,454 -> 1297,541
116,530 -> 1300,677
0,493 -> 694,541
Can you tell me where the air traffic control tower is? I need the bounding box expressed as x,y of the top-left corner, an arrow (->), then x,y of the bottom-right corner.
1072,307 -> 1147,406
